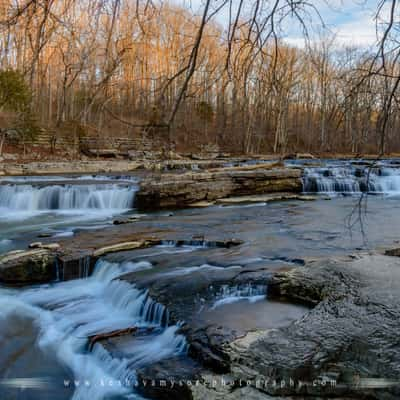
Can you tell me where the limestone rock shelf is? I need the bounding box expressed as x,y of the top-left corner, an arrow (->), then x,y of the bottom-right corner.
135,168 -> 302,210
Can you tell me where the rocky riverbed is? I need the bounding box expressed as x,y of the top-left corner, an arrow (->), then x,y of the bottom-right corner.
2,158 -> 400,400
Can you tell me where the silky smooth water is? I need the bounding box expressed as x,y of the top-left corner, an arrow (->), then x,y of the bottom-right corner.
0,176 -> 140,253
301,159 -> 400,194
0,259 -> 186,400
2,162 -> 400,400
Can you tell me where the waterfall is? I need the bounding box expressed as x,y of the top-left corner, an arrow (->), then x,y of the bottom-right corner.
302,164 -> 400,194
0,183 -> 137,212
0,259 -> 186,400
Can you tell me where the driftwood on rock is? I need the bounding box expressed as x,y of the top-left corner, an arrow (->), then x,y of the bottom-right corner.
92,239 -> 161,257
88,327 -> 138,351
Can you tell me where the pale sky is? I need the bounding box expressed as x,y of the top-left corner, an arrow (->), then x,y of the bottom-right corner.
173,0 -> 386,48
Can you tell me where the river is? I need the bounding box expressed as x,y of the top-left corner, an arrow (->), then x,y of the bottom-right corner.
1,158 -> 400,399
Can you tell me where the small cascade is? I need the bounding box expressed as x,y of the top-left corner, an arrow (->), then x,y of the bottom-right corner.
54,258 -> 61,281
302,163 -> 400,194
78,256 -> 91,279
159,239 -> 210,248
0,259 -> 186,399
0,183 -> 137,212
211,284 -> 267,309
142,294 -> 170,326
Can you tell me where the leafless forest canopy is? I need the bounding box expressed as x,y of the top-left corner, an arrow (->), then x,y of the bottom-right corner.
0,0 -> 400,155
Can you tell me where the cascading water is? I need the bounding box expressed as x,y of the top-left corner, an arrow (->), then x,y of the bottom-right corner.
211,284 -> 267,309
0,259 -> 186,400
302,162 -> 400,194
0,183 -> 137,212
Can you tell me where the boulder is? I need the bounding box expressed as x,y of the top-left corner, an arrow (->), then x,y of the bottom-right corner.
296,153 -> 315,159
0,248 -> 57,283
137,356 -> 203,400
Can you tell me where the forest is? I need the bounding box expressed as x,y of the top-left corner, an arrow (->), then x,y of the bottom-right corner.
0,0 -> 399,155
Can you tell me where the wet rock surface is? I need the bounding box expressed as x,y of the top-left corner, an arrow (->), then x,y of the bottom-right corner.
225,253 -> 400,399
0,230 -> 245,284
121,262 -> 291,373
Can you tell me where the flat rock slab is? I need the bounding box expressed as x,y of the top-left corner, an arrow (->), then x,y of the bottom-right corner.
92,240 -> 161,257
216,193 -> 317,205
0,220 -> 244,284
1,160 -> 143,175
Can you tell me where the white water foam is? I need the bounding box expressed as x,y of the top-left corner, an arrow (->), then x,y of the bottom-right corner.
303,165 -> 400,195
162,264 -> 242,277
211,284 -> 267,309
0,259 -> 186,400
0,181 -> 138,221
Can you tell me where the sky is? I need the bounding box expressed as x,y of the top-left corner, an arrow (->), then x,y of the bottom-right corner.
174,0 -> 386,48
